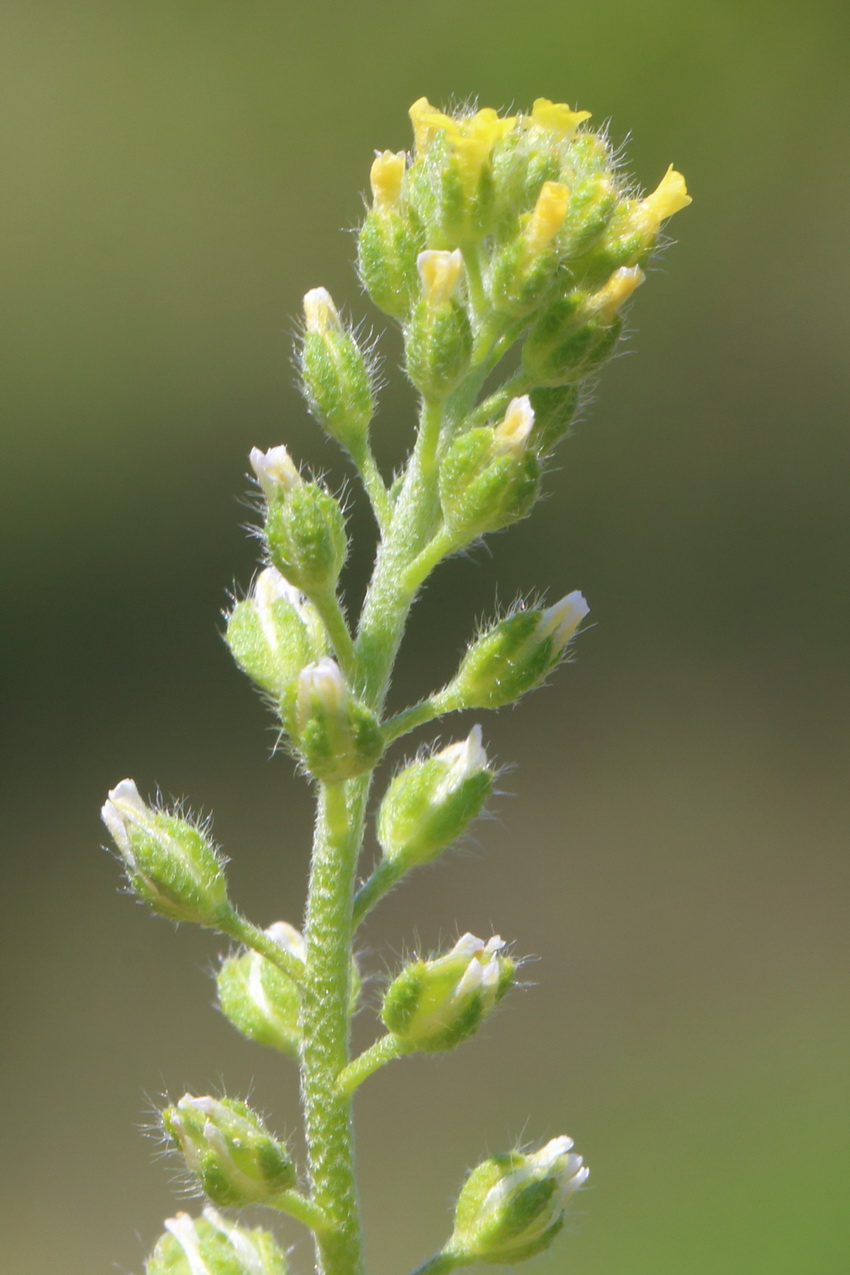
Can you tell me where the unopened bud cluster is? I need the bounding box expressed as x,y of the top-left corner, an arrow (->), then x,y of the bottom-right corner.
147,1209 -> 287,1275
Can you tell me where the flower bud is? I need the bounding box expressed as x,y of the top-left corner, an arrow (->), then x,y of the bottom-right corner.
217,921 -> 304,1057
162,1095 -> 296,1208
299,287 -> 375,453
442,591 -> 589,710
404,250 -> 473,400
522,284 -> 626,387
377,726 -> 493,871
225,568 -> 325,702
439,396 -> 541,540
147,1209 -> 287,1275
488,182 -> 570,316
285,657 -> 383,782
251,446 -> 348,598
218,920 -> 360,1055
101,780 -> 230,926
381,933 -> 514,1052
446,1136 -> 589,1265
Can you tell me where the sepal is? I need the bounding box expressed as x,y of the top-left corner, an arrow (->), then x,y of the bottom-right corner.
101,780 -> 230,926
146,1208 -> 287,1275
225,568 -> 325,701
299,287 -> 375,453
439,396 -> 541,540
285,658 -> 383,781
381,933 -> 514,1052
446,1136 -> 589,1265
377,726 -> 493,871
162,1095 -> 296,1207
442,591 -> 589,710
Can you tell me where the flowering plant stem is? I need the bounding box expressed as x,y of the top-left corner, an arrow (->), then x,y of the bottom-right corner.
102,96 -> 689,1275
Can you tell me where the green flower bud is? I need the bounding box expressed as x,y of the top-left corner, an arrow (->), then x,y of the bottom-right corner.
443,591 -> 589,711
162,1095 -> 296,1208
404,250 -> 472,400
147,1209 -> 287,1275
217,920 -> 303,1057
299,288 -> 375,453
217,920 -> 361,1055
101,781 -> 230,926
446,1136 -> 589,1265
377,725 -> 493,870
488,180 -> 570,316
284,657 -> 383,782
358,151 -> 423,320
250,445 -> 348,598
381,933 -> 514,1052
439,396 -> 541,540
522,266 -> 643,387
225,567 -> 325,702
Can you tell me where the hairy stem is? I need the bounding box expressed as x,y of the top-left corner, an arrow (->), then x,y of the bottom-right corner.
300,781 -> 365,1275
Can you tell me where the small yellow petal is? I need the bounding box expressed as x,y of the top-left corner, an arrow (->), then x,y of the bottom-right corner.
409,97 -> 457,153
417,249 -> 465,305
493,395 -> 534,454
637,165 -> 692,233
531,98 -> 592,139
303,286 -> 341,333
591,266 -> 645,321
526,181 -> 571,253
370,151 -> 406,208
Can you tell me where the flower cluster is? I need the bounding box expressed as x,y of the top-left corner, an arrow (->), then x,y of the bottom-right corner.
99,96 -> 688,1275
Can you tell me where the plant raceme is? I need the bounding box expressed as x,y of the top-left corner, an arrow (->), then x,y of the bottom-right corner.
101,96 -> 689,1275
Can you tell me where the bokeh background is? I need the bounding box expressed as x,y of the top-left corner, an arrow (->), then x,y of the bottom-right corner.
2,2 -> 848,1272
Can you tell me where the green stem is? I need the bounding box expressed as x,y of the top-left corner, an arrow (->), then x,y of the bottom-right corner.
269,1189 -> 334,1234
300,780 -> 365,1275
354,445 -> 393,534
410,1252 -> 465,1275
337,1033 -> 409,1097
400,527 -> 459,595
381,696 -> 442,746
352,858 -> 400,928
220,912 -> 304,982
313,590 -> 358,683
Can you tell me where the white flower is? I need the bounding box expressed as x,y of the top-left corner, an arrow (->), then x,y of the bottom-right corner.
249,445 -> 301,500
537,590 -> 589,650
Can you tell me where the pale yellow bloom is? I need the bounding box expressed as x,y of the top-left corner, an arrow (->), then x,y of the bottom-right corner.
370,150 -> 406,208
417,249 -> 465,305
303,286 -> 340,333
530,98 -> 592,139
409,98 -> 516,193
591,265 -> 645,321
493,395 -> 534,454
634,165 -> 692,234
525,180 -> 571,254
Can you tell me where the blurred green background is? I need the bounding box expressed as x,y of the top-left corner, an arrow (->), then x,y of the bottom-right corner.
2,1 -> 848,1272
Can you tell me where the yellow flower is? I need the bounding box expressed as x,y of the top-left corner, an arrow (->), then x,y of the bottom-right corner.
530,98 -> 592,139
525,180 -> 571,254
370,150 -> 406,209
408,98 -> 516,193
417,249 -> 465,305
635,165 -> 692,234
590,266 -> 645,321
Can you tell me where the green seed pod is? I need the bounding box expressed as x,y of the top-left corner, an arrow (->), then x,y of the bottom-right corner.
250,446 -> 348,598
284,657 -> 383,782
299,288 -> 375,453
446,1137 -> 589,1266
442,591 -> 589,711
225,567 -> 325,701
377,726 -> 493,871
147,1209 -> 288,1275
101,781 -> 230,927
162,1095 -> 296,1208
404,250 -> 473,399
439,396 -> 541,540
381,933 -> 514,1053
